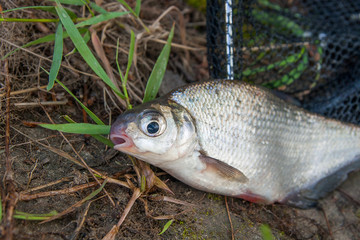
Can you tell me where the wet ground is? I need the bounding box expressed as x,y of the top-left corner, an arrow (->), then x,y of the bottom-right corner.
1,0 -> 360,239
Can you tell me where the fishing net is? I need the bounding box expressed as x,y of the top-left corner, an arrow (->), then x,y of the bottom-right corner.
206,0 -> 360,124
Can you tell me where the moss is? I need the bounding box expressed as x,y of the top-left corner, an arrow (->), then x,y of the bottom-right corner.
356,208 -> 360,219
206,193 -> 223,201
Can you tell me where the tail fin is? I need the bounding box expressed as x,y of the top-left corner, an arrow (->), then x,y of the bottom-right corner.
281,156 -> 360,209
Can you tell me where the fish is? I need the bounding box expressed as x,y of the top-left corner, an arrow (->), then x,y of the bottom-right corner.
110,80 -> 360,209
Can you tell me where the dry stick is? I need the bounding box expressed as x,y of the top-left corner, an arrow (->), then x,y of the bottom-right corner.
0,36 -> 126,105
91,29 -> 127,107
39,105 -> 116,207
14,100 -> 68,108
0,84 -> 55,98
321,207 -> 333,238
40,180 -> 108,224
139,197 -> 193,220
337,189 -> 360,206
148,38 -> 206,51
19,181 -> 100,201
1,38 -> 127,110
26,158 -> 39,188
102,188 -> 141,240
149,195 -> 195,207
70,201 -> 92,240
2,59 -> 18,240
0,37 -> 96,78
70,199 -> 96,240
11,127 -> 130,189
21,177 -> 72,194
133,6 -> 180,67
225,196 -> 235,240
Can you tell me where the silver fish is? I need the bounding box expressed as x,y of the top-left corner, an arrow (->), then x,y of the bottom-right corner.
110,80 -> 360,208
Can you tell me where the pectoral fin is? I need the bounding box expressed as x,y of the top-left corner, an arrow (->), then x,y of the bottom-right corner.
199,154 -> 248,183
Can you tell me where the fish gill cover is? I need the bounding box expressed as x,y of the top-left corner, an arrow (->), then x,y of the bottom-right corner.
206,0 -> 360,124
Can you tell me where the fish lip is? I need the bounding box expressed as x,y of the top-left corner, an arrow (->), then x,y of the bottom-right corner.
111,133 -> 134,150
110,124 -> 135,150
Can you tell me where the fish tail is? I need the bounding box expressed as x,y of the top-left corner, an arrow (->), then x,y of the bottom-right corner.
281,156 -> 360,209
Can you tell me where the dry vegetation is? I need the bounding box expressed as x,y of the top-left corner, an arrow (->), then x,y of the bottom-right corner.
0,0 -> 359,239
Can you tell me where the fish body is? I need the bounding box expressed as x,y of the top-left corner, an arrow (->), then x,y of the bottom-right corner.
110,80 -> 360,208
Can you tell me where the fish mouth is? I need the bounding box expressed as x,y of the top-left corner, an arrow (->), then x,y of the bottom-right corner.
110,134 -> 134,150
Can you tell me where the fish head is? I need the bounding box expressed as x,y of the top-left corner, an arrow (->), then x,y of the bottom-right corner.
110,99 -> 197,166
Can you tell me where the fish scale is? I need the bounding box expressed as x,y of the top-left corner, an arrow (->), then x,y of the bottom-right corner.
169,80 -> 360,206
111,80 -> 360,208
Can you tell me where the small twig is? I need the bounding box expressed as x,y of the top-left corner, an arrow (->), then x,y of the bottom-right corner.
148,195 -> 195,207
321,206 -> 333,238
0,37 -> 101,79
139,197 -> 192,220
91,29 -> 126,108
2,59 -> 18,240
40,180 -> 109,224
26,158 -> 39,188
14,100 -> 68,108
337,189 -> 360,206
102,188 -> 141,240
225,196 -> 234,240
0,84 -> 55,98
151,6 -> 181,29
70,201 -> 93,240
19,181 -> 100,201
22,177 -> 72,194
147,38 -> 206,51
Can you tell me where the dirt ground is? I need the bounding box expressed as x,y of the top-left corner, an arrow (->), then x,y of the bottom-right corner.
1,0 -> 359,239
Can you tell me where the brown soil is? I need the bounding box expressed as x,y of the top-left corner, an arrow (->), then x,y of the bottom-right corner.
1,1 -> 359,239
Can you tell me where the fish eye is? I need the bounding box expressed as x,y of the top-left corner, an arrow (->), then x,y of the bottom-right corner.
147,121 -> 159,134
139,110 -> 166,137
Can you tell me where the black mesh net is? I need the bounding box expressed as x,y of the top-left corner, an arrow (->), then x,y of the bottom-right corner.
206,0 -> 360,124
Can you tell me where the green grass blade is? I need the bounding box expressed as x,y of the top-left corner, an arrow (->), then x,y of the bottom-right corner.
75,11 -> 129,28
135,0 -> 141,17
48,0 -> 85,5
159,219 -> 174,235
84,179 -> 108,201
62,115 -> 113,147
116,0 -> 137,17
42,68 -> 104,125
63,115 -> 75,123
66,30 -> 91,56
143,25 -> 174,103
0,18 -> 59,23
54,78 -> 105,125
1,28 -> 87,60
91,134 -> 114,147
39,123 -> 110,134
48,22 -> 64,90
1,6 -> 78,19
14,210 -> 58,221
116,38 -> 131,109
89,2 -> 108,14
260,224 -> 275,240
125,30 -> 135,83
54,1 -> 125,99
